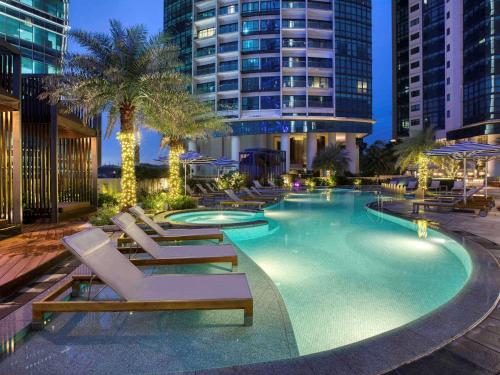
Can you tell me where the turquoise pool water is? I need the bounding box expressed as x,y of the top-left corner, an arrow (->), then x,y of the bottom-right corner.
224,190 -> 471,355
0,190 -> 472,374
168,210 -> 264,225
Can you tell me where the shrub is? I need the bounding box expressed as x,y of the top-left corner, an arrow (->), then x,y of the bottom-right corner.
98,192 -> 119,207
140,192 -> 198,212
140,191 -> 169,212
310,177 -> 336,187
89,204 -> 119,226
166,195 -> 198,210
217,171 -> 247,191
305,178 -> 316,189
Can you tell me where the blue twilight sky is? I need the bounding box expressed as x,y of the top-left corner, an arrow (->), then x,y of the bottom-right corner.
69,0 -> 392,165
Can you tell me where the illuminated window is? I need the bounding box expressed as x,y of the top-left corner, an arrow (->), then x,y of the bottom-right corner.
357,80 -> 368,94
198,27 -> 215,39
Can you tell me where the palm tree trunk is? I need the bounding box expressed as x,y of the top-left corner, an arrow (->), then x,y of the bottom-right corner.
117,106 -> 137,209
168,139 -> 185,197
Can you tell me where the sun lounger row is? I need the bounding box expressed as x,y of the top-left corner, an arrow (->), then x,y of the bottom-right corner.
32,206 -> 254,329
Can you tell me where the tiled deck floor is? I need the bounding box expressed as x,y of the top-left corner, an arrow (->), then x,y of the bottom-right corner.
383,200 -> 500,375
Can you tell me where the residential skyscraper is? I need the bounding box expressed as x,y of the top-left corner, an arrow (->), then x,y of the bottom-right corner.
392,0 -> 499,175
0,0 -> 68,74
165,0 -> 374,173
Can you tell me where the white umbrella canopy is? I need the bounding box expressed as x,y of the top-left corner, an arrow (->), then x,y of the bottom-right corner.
425,142 -> 500,201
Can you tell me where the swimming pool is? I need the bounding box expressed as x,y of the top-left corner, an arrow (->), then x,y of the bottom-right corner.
167,209 -> 264,225
0,190 -> 472,374
225,189 -> 471,355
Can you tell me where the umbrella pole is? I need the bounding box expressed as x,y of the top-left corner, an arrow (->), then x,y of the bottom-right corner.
184,162 -> 187,195
463,157 -> 467,204
485,158 -> 489,198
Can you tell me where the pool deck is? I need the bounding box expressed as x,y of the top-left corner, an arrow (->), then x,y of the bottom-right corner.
0,192 -> 499,374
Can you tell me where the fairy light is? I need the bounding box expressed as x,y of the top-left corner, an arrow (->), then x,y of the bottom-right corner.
417,153 -> 429,193
168,142 -> 184,198
117,132 -> 137,208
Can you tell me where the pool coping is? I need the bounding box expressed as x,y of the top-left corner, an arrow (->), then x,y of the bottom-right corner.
187,197 -> 500,375
157,208 -> 270,229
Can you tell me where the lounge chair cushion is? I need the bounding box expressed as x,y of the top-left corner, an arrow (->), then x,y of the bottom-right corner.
139,274 -> 252,301
62,228 -> 144,299
130,206 -> 221,238
112,212 -> 163,257
62,228 -> 251,302
112,212 -> 236,259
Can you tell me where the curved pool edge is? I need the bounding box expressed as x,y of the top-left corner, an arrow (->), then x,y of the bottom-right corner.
154,208 -> 268,229
193,200 -> 500,375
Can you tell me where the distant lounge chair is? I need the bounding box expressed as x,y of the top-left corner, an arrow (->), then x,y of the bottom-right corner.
242,187 -> 277,202
451,180 -> 464,192
205,182 -> 220,193
406,180 -> 417,191
428,180 -> 443,192
253,180 -> 273,190
413,186 -> 489,216
112,212 -> 237,269
129,206 -> 223,242
32,228 -> 253,329
197,183 -> 224,197
220,189 -> 266,209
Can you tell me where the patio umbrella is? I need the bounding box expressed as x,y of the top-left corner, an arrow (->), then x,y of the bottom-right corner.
179,152 -> 215,194
211,157 -> 238,177
425,142 -> 500,202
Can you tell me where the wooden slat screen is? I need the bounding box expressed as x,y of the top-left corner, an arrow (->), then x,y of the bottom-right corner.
58,137 -> 93,203
0,111 -> 13,223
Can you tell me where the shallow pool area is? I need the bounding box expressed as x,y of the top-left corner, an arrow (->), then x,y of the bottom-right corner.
224,189 -> 471,355
0,190 -> 474,374
167,209 -> 264,226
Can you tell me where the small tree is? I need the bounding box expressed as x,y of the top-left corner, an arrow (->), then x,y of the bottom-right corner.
140,73 -> 226,197
312,144 -> 351,177
393,127 -> 441,191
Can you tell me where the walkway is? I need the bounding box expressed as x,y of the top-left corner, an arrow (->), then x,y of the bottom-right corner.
0,222 -> 89,309
382,200 -> 500,375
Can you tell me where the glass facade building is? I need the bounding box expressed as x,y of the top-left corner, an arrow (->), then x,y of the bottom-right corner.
0,0 -> 68,74
392,0 -> 500,176
164,0 -> 193,73
166,0 -> 374,173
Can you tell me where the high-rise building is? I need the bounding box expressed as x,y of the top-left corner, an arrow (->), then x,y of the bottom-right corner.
165,0 -> 374,174
0,1 -> 100,229
392,0 -> 500,175
0,0 -> 68,74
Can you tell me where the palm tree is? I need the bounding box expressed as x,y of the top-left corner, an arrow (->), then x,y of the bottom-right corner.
41,20 -> 180,209
361,140 -> 397,176
393,127 -> 441,190
139,74 -> 226,197
312,144 -> 351,176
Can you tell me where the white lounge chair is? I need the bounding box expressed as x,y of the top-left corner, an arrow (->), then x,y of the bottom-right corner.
242,187 -> 277,201
253,180 -> 273,190
129,206 -> 223,242
220,190 -> 266,209
112,212 -> 238,269
32,228 -> 253,329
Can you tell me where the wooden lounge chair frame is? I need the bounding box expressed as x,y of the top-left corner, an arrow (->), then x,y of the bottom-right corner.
112,212 -> 237,269
32,275 -> 253,330
128,206 -> 224,243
